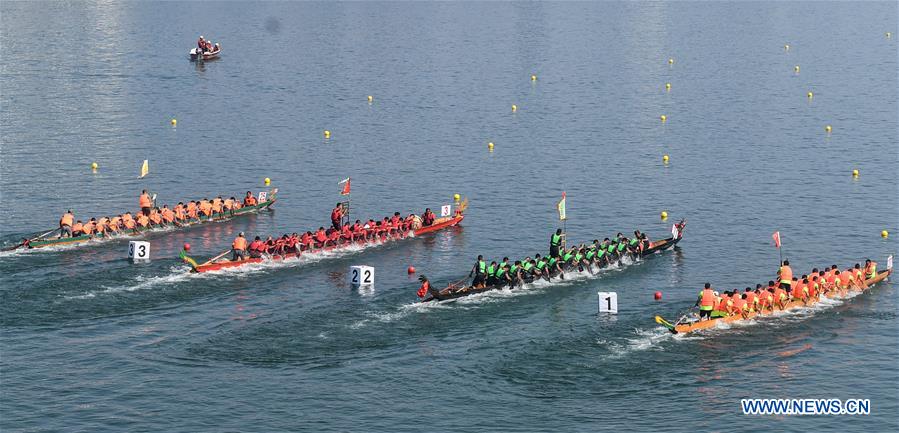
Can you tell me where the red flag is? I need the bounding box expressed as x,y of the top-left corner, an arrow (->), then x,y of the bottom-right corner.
772,231 -> 781,248
339,177 -> 351,196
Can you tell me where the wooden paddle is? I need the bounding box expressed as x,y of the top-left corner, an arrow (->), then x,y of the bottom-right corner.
200,249 -> 232,266
3,228 -> 60,251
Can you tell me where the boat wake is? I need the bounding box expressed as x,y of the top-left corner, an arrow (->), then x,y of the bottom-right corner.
66,265 -> 198,299
347,257 -> 642,330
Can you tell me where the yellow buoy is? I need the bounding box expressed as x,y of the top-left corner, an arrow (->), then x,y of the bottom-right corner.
170,118 -> 177,126
660,211 -> 668,220
825,125 -> 832,133
453,193 -> 461,202
367,95 -> 373,103
882,230 -> 889,239
660,114 -> 667,122
324,130 -> 331,139
807,91 -> 813,99
531,74 -> 537,81
852,169 -> 859,177
784,44 -> 790,51
794,65 -> 800,73
91,162 -> 98,170
665,83 -> 671,92
668,58 -> 674,65
488,142 -> 494,151
663,154 -> 669,163
264,177 -> 271,186
511,104 -> 517,112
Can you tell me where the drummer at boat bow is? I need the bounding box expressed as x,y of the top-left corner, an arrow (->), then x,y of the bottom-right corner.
139,190 -> 153,216
331,203 -> 345,230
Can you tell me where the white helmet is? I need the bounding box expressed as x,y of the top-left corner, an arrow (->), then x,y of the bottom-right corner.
200,35 -> 205,39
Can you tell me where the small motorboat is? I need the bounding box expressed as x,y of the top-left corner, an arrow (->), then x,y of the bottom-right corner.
190,45 -> 221,61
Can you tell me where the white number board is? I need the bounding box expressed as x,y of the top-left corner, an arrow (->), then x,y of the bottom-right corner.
258,191 -> 268,202
441,205 -> 452,217
349,265 -> 374,287
128,241 -> 150,263
597,291 -> 618,314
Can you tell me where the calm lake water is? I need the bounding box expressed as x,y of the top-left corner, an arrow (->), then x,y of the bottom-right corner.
1,1 -> 897,432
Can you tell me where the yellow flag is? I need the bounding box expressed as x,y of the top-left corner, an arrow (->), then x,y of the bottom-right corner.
139,160 -> 149,178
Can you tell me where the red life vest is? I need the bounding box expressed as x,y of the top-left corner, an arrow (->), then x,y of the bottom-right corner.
417,280 -> 430,298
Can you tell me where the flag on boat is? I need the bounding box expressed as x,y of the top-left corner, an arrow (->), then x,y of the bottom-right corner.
339,177 -> 351,195
888,255 -> 893,270
671,223 -> 679,239
139,160 -> 149,178
772,231 -> 781,248
557,192 -> 567,221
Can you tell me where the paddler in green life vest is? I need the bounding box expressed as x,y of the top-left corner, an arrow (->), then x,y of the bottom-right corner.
627,234 -> 641,254
560,247 -> 575,268
495,264 -> 512,287
521,258 -> 535,282
470,255 -> 487,288
495,257 -> 510,283
546,255 -> 563,279
508,260 -> 523,287
572,247 -> 586,272
485,261 -> 498,286
550,229 -> 564,258
533,254 -> 548,280
584,244 -> 597,271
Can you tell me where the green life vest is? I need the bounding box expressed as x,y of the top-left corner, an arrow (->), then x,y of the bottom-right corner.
562,251 -> 573,261
597,249 -> 606,258
617,243 -> 626,252
585,249 -> 595,259
536,260 -> 546,270
574,252 -> 583,262
629,238 -> 639,246
495,267 -> 506,278
477,260 -> 486,274
509,264 -> 519,274
522,262 -> 534,272
487,264 -> 496,276
551,233 -> 562,247
547,257 -> 557,266
607,244 -> 616,253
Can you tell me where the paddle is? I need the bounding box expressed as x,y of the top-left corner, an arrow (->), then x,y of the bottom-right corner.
654,316 -> 678,333
200,249 -> 232,266
3,228 -> 59,251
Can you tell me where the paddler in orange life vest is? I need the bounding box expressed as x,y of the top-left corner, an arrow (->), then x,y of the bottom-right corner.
59,210 -> 75,238
865,259 -> 877,279
778,260 -> 793,290
231,232 -> 248,261
331,203 -> 345,230
422,208 -> 436,227
244,191 -> 258,207
417,275 -> 436,299
139,190 -> 153,217
695,282 -> 716,320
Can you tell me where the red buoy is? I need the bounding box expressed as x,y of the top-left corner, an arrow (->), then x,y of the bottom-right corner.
654,291 -> 662,300
407,266 -> 416,274
183,243 -> 191,251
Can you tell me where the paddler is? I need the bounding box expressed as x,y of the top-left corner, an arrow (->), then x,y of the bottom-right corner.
417,275 -> 436,299
139,190 -> 153,217
243,191 -> 258,207
59,210 -> 75,238
485,261 -> 498,286
549,229 -> 563,258
422,208 -> 435,226
81,218 -> 95,236
695,283 -> 716,320
778,260 -> 793,290
865,259 -> 877,279
197,35 -> 206,53
470,255 -> 487,288
331,203 -> 345,230
248,236 -> 265,258
231,232 -> 248,261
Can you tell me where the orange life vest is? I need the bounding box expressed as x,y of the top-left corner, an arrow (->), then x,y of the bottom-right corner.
779,265 -> 793,284
139,193 -> 152,208
60,213 -> 74,227
699,289 -> 715,307
232,236 -> 247,250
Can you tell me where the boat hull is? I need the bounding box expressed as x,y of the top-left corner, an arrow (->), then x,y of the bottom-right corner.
665,269 -> 892,334
25,198 -> 276,249
189,214 -> 464,273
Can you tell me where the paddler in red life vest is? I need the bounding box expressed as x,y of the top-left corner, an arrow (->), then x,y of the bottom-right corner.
695,283 -> 716,320
231,232 -> 248,261
59,210 -> 75,238
313,227 -> 328,247
743,288 -> 758,312
352,220 -> 365,240
139,190 -> 153,217
248,236 -> 265,258
197,36 -> 206,53
340,224 -> 354,243
300,231 -> 313,251
778,260 -> 793,290
327,228 -> 341,245
422,208 -> 435,227
330,203 -> 345,230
